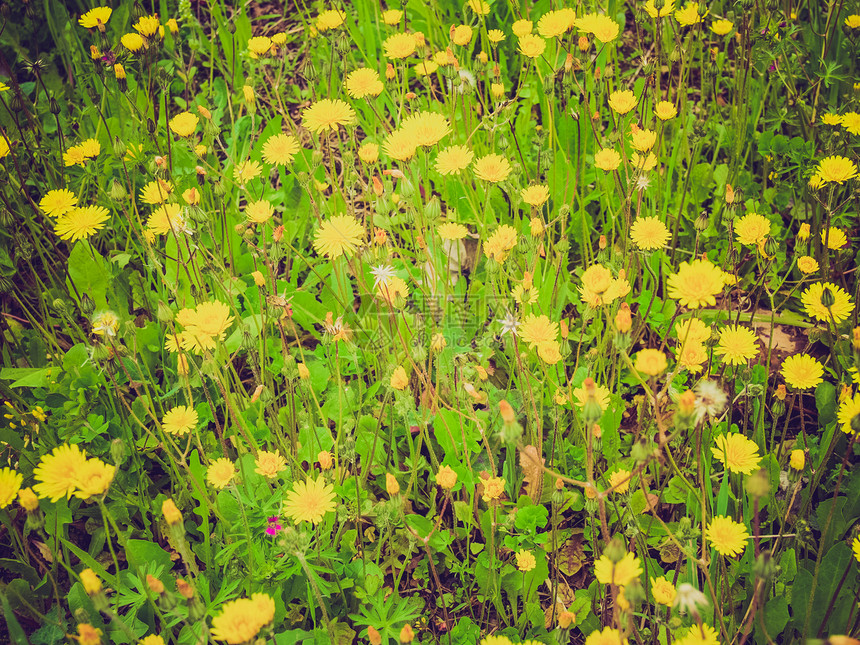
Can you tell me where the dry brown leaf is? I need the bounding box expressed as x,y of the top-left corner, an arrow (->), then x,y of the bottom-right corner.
34,541 -> 53,563
751,317 -> 801,354
556,530 -> 587,577
519,444 -> 544,501
660,541 -> 681,563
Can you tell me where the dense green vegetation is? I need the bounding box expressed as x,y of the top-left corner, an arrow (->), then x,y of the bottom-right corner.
1,0 -> 860,643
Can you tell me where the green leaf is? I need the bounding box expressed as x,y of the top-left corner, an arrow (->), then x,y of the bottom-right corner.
67,241 -> 110,310
514,505 -> 548,535
0,590 -> 30,645
755,596 -> 789,642
815,382 -> 836,425
124,539 -> 174,582
60,538 -> 117,588
0,367 -> 54,388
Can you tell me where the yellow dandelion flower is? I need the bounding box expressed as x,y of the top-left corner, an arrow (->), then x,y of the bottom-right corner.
474,153 -> 511,182
585,628 -> 627,645
233,160 -> 262,184
452,25 -> 473,46
74,458 -> 115,500
484,224 -> 517,263
797,255 -> 819,274
635,348 -> 668,376
645,0 -> 675,17
594,148 -> 622,171
133,15 -> 161,37
706,516 -> 749,556
345,68 -> 384,99
302,98 -> 356,133
313,215 -> 365,259
210,597 -> 269,644
837,393 -> 860,434
383,128 -> 417,161
139,180 -> 174,205
712,433 -> 760,474
121,33 -> 145,52
815,156 -> 859,184
820,226 -> 848,250
435,145 -> 474,175
594,552 -> 643,586
169,112 -> 198,137
667,259 -> 724,308
650,576 -> 676,605
675,2 -> 703,26
438,222 -> 469,240
247,36 -> 272,56
261,133 -> 300,165
39,189 -> 78,218
521,184 -> 550,206
55,206 -> 110,242
283,476 -> 336,524
800,282 -> 853,323
254,450 -> 286,478
608,90 -> 637,114
245,199 -> 274,224
316,9 -> 345,31
78,7 -> 112,29
33,444 -> 89,501
383,32 -> 417,58
715,325 -> 759,365
655,100 -> 678,120
519,314 -> 559,349
161,405 -> 197,436
537,9 -> 576,38
631,216 -> 670,250
0,468 -> 23,508
781,354 -> 823,389
518,33 -> 546,58
401,111 -> 451,147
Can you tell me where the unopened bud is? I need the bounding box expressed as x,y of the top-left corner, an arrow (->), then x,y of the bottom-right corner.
615,303 -> 632,333
499,399 -> 516,423
176,578 -> 195,599
162,498 -> 182,525
146,574 -> 165,594
385,473 -> 400,496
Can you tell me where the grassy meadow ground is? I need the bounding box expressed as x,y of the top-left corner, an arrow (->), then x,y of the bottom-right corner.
1,0 -> 860,643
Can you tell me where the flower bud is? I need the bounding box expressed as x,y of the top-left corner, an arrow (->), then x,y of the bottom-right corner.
146,574 -> 165,594
109,178 -> 127,202
80,293 -> 96,315
603,537 -> 627,564
745,469 -> 770,499
318,451 -> 333,470
80,569 -> 102,596
614,303 -> 632,333
436,465 -> 458,490
399,624 -> 414,642
176,578 -> 195,599
162,498 -> 182,525
499,399 -> 516,424
790,449 -> 805,470
18,487 -> 39,512
385,473 -> 400,496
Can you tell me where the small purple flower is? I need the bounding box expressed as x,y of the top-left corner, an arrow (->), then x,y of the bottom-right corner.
267,516 -> 279,523
265,525 -> 281,536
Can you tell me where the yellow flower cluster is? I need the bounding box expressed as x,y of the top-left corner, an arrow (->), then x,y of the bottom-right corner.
33,444 -> 115,502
